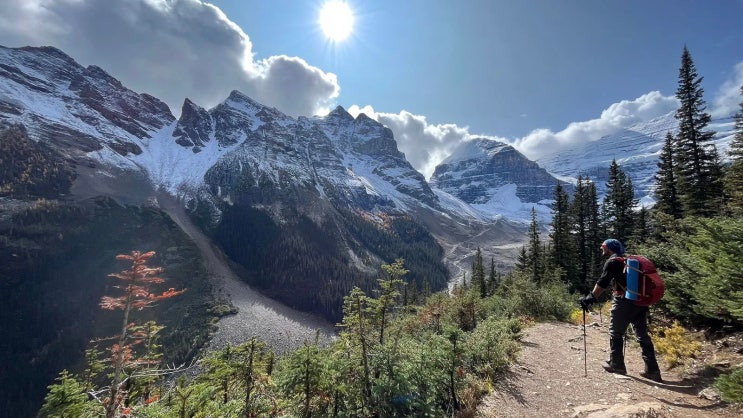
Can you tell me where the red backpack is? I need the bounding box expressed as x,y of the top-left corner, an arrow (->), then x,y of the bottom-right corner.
615,255 -> 664,307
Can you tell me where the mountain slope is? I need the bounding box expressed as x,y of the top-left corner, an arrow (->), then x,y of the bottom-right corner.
536,113 -> 736,206
0,44 -> 455,322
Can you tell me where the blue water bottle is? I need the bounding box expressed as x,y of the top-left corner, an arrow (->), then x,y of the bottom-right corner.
625,258 -> 640,300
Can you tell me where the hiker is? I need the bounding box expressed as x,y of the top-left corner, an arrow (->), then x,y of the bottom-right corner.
579,238 -> 663,383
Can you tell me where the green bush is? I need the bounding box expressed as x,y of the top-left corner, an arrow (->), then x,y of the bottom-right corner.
652,217 -> 743,327
714,367 -> 743,403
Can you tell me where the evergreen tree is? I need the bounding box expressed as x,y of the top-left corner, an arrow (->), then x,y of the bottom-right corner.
586,180 -> 604,281
725,86 -> 743,213
549,181 -> 574,287
471,248 -> 486,298
38,370 -> 92,418
674,46 -> 723,217
629,206 -> 650,246
277,336 -> 331,418
570,176 -> 591,290
515,247 -> 529,272
487,257 -> 498,295
603,159 -> 636,243
374,259 -> 407,345
527,208 -> 542,283
654,132 -> 683,219
339,287 -> 373,409
571,177 -> 603,291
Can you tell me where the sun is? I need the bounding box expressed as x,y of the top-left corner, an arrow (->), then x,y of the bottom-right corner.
319,1 -> 354,42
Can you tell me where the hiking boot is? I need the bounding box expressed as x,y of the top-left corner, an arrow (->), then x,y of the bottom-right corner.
602,361 -> 626,375
640,371 -> 663,383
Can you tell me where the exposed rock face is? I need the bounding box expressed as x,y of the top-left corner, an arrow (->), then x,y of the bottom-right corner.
172,98 -> 212,150
0,45 -> 174,162
430,137 -> 563,204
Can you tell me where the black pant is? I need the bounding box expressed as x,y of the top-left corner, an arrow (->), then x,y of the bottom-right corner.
608,298 -> 660,373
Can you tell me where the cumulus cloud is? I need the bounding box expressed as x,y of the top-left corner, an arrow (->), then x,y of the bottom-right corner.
350,91 -> 680,178
510,91 -> 679,161
711,61 -> 743,119
348,105 -> 479,179
0,0 -> 339,117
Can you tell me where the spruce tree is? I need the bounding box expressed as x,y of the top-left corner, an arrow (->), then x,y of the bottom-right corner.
515,247 -> 529,272
654,132 -> 683,219
674,46 -> 723,217
487,257 -> 498,295
571,176 -> 591,290
586,181 -> 604,281
527,207 -> 542,283
549,182 -> 574,287
725,86 -> 743,212
603,159 -> 636,243
629,206 -> 650,246
471,248 -> 486,298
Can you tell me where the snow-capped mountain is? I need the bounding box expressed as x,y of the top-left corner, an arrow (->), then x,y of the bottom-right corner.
536,113 -> 736,207
2,44 -> 735,281
430,137 -> 566,220
0,45 -> 532,287
0,46 -> 452,217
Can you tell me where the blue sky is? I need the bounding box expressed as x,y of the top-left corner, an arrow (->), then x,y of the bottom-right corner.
1,0 -> 742,177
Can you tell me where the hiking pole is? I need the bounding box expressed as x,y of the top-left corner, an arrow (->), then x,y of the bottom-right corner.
583,307 -> 588,377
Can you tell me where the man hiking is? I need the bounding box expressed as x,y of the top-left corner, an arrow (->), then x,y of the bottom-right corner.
579,238 -> 663,383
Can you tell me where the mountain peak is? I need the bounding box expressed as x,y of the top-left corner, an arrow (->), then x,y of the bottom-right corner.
226,89 -> 257,103
442,137 -> 511,165
327,105 -> 354,121
431,137 -> 562,207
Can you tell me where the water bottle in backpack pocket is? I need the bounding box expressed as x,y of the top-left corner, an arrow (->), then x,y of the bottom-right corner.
617,255 -> 665,307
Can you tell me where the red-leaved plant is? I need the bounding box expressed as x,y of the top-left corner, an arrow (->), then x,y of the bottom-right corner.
101,250 -> 185,418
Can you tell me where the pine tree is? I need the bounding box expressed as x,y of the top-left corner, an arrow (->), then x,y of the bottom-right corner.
339,287 -> 373,409
38,370 -> 91,418
527,207 -> 542,283
654,132 -> 683,219
586,181 -> 604,282
571,177 -> 603,291
515,247 -> 529,272
375,259 -> 407,345
570,176 -> 591,290
725,86 -> 743,212
674,46 -> 723,217
549,181 -> 574,287
487,257 -> 498,295
471,248 -> 486,298
603,159 -> 636,243
629,206 -> 650,245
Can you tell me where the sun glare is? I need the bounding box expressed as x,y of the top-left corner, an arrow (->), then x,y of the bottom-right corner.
319,1 -> 354,42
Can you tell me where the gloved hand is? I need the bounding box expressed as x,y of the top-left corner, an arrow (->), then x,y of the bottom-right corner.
579,293 -> 597,311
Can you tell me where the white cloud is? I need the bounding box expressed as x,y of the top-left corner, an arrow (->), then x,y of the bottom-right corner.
348,105 -> 482,179
350,91 -> 680,178
711,61 -> 743,119
0,0 -> 339,117
510,91 -> 678,160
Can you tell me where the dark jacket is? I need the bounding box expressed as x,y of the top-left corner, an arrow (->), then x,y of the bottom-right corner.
596,255 -> 626,291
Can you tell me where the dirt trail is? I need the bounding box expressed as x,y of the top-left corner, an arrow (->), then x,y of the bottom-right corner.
156,192 -> 336,355
478,313 -> 741,417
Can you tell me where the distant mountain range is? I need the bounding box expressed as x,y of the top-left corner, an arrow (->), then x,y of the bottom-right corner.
1,44 -> 737,275
1,44 -> 737,416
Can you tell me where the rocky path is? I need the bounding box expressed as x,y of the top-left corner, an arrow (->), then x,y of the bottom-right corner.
157,192 -> 336,355
477,314 -> 741,417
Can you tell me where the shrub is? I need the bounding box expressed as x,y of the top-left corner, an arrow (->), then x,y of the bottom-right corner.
651,321 -> 701,367
568,308 -> 584,326
714,367 -> 743,403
